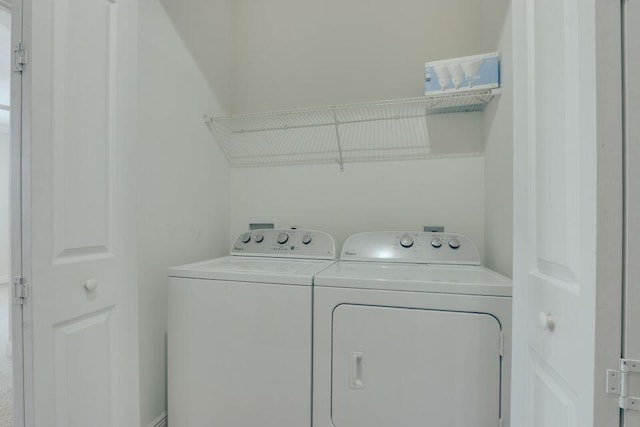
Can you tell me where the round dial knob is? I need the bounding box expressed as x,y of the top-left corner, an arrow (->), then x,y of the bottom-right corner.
448,238 -> 461,249
431,238 -> 443,248
241,234 -> 251,244
302,234 -> 312,245
255,234 -> 264,243
277,232 -> 289,245
399,235 -> 414,248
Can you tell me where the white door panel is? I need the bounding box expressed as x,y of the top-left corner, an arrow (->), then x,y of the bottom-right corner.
527,354 -> 577,426
26,0 -> 140,425
512,0 -> 622,425
525,0 -> 593,410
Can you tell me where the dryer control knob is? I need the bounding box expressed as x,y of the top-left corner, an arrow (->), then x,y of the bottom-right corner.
302,234 -> 312,245
241,234 -> 251,244
400,235 -> 414,248
448,238 -> 461,249
255,234 -> 264,243
431,238 -> 443,248
277,233 -> 289,245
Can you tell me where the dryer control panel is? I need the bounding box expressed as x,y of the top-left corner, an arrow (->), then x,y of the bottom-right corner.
231,229 -> 336,260
341,232 -> 481,265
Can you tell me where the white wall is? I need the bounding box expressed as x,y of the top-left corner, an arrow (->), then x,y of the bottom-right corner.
0,130 -> 8,284
482,0 -> 513,277
233,0 -> 489,114
230,157 -> 485,258
137,1 -> 231,425
225,0 -> 507,257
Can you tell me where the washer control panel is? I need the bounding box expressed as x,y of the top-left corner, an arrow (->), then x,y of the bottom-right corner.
231,229 -> 336,260
341,231 -> 481,265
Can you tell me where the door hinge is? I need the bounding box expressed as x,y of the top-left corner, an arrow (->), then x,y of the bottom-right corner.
606,359 -> 640,411
13,42 -> 27,72
12,276 -> 28,305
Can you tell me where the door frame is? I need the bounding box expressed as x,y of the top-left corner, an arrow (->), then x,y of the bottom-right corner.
10,0 -> 32,425
623,0 -> 640,424
593,0 -> 625,425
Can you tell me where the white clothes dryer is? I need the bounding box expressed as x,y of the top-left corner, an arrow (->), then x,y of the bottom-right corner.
313,231 -> 512,427
168,229 -> 336,427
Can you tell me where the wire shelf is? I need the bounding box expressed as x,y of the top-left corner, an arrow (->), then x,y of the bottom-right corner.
205,88 -> 499,169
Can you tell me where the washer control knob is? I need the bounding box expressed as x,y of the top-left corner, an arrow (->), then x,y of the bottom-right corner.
302,234 -> 312,245
255,234 -> 264,243
277,232 -> 289,245
400,235 -> 414,248
241,234 -> 251,244
431,238 -> 443,248
448,238 -> 461,249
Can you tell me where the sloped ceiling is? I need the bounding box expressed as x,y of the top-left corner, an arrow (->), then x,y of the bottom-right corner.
158,0 -> 508,117
158,0 -> 235,113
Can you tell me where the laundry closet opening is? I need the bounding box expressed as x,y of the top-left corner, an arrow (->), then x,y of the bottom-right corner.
150,0 -> 513,271
215,0 -> 514,277
139,0 -> 513,425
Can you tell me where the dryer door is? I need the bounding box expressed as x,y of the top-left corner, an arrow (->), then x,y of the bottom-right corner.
332,305 -> 502,427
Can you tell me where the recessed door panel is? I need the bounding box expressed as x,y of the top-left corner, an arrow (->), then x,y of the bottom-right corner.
52,0 -> 117,262
54,309 -> 114,427
528,352 -> 577,427
533,0 -> 581,284
331,304 -> 501,427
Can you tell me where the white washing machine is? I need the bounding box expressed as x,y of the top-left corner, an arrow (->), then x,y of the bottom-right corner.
168,229 -> 336,427
313,231 -> 512,427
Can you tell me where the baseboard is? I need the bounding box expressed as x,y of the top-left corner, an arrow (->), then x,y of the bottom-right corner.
147,412 -> 167,427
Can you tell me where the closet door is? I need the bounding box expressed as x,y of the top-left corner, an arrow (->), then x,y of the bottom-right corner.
511,0 -> 623,426
24,0 -> 140,425
624,0 -> 640,425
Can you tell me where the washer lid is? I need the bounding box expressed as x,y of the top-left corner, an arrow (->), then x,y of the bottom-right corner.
169,256 -> 336,286
314,261 -> 512,296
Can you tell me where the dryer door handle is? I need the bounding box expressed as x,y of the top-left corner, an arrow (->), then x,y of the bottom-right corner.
350,351 -> 365,389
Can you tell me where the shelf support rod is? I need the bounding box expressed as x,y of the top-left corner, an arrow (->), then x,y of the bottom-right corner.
331,107 -> 344,172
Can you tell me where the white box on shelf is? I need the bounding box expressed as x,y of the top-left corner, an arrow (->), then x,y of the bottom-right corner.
425,52 -> 500,95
